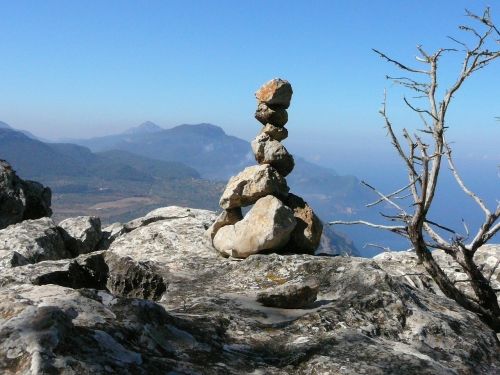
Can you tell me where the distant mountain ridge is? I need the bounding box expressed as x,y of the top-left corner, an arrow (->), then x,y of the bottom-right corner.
0,125 -> 224,227
124,121 -> 163,134
74,123 -> 250,180
0,121 -> 42,141
0,127 -> 198,181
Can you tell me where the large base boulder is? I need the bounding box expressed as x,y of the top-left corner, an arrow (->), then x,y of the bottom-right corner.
213,196 -> 296,258
219,164 -> 289,209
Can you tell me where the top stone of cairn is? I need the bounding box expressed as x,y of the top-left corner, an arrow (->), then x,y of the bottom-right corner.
255,78 -> 293,109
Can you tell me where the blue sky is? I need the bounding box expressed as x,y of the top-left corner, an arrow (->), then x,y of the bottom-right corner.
0,0 -> 498,173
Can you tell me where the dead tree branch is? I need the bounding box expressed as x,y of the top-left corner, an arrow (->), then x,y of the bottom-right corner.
331,8 -> 500,333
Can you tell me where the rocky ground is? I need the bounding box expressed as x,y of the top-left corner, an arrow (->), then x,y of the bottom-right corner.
0,205 -> 499,374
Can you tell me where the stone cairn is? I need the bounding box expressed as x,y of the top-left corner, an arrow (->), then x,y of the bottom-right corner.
207,78 -> 323,258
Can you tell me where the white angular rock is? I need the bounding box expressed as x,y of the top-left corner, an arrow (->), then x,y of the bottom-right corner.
0,217 -> 70,267
219,164 -> 289,209
59,216 -> 102,255
213,195 -> 296,258
109,206 -> 218,266
100,207 -> 211,250
251,133 -> 295,176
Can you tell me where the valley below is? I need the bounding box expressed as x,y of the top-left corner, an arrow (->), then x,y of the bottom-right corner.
49,177 -> 224,225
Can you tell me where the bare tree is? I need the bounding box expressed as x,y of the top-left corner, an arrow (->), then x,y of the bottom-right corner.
330,8 -> 500,332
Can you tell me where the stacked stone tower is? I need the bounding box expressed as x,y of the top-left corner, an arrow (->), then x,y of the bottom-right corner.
207,78 -> 323,258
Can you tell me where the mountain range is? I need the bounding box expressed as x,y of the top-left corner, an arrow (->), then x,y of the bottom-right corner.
0,122 -> 363,255
72,122 -> 374,214
0,126 -> 223,225
71,122 -> 251,180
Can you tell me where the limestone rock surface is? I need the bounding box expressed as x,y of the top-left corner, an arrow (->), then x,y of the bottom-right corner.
105,252 -> 167,301
255,102 -> 288,126
262,123 -> 288,141
0,217 -> 70,267
109,206 -> 217,266
251,133 -> 295,176
214,196 -> 297,258
0,206 -> 498,374
0,284 -> 154,374
219,164 -> 289,209
255,78 -> 293,109
285,193 -> 323,254
99,206 -> 211,250
59,215 -> 102,255
0,251 -> 108,289
98,222 -> 126,249
374,245 -> 500,303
